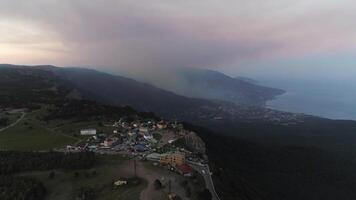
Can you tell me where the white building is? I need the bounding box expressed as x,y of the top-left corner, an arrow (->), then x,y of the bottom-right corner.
80,129 -> 97,135
143,133 -> 153,140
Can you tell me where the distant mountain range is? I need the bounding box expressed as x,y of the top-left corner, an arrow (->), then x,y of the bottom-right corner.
0,64 -> 292,123
0,64 -> 220,119
121,67 -> 284,106
172,68 -> 285,106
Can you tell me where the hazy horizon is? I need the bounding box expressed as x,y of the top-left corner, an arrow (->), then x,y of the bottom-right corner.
0,0 -> 356,81
1,0 -> 356,121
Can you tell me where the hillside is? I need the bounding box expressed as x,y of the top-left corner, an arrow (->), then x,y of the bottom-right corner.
172,68 -> 285,106
0,65 -> 209,200
0,64 -> 298,124
2,64 -> 356,200
122,67 -> 284,106
52,67 -> 219,116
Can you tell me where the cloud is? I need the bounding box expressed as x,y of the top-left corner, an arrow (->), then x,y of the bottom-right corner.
0,0 -> 356,72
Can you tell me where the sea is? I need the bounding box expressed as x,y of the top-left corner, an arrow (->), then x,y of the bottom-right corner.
261,79 -> 356,121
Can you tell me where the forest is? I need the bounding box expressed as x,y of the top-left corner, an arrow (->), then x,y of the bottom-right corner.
184,123 -> 356,200
0,151 -> 96,200
0,151 -> 96,174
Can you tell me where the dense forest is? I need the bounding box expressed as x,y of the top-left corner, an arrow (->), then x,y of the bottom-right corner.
0,151 -> 96,174
0,151 -> 95,200
0,176 -> 46,200
185,123 -> 356,200
44,100 -> 157,122
0,66 -> 70,108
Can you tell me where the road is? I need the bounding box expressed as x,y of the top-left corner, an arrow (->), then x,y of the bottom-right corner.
188,161 -> 221,200
0,112 -> 26,132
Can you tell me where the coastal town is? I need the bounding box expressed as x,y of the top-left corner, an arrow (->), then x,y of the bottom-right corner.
67,119 -> 206,165
62,117 -> 218,200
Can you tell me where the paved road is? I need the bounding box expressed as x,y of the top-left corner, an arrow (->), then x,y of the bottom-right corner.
0,112 -> 26,132
188,162 -> 221,200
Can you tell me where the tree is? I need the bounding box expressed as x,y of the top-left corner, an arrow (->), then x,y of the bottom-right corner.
180,180 -> 188,188
75,187 -> 96,200
48,171 -> 55,180
153,179 -> 162,190
0,117 -> 9,126
185,186 -> 192,197
198,188 -> 212,200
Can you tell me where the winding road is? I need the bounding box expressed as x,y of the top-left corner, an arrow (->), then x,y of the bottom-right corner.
188,161 -> 221,200
0,112 -> 26,132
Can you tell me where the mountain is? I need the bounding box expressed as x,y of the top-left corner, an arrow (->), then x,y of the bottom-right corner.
0,64 -> 230,121
176,68 -> 285,106
51,67 -> 223,118
3,64 -> 356,200
0,64 -> 69,108
123,67 -> 284,106
52,67 -> 305,124
234,76 -> 259,84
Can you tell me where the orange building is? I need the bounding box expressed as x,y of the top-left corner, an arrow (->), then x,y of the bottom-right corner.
160,152 -> 185,167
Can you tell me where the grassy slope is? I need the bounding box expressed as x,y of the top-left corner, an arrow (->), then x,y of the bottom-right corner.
0,109 -> 78,151
0,106 -> 121,151
19,155 -> 147,200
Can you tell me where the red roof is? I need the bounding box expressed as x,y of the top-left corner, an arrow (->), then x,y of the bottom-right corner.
176,164 -> 193,174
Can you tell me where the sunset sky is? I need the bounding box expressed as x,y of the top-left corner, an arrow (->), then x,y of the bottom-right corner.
1,0 -> 355,80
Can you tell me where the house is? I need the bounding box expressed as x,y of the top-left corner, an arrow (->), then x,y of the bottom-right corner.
80,129 -> 97,135
168,193 -> 179,200
168,139 -> 176,144
139,127 -> 149,133
157,122 -> 167,129
134,144 -> 147,152
143,133 -> 153,140
66,145 -> 81,151
114,179 -> 128,187
103,137 -> 118,147
87,145 -> 98,150
160,152 -> 185,167
176,164 -> 193,177
128,131 -> 136,137
146,153 -> 161,162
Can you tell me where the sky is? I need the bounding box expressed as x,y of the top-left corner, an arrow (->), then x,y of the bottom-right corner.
0,0 -> 356,80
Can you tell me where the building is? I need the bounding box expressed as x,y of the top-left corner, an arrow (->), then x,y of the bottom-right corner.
176,164 -> 193,177
128,131 -> 136,137
80,129 -> 97,135
146,153 -> 161,162
143,133 -> 153,140
103,137 -> 118,147
160,152 -> 185,167
114,179 -> 128,187
134,144 -> 147,152
157,122 -> 167,129
139,127 -> 149,133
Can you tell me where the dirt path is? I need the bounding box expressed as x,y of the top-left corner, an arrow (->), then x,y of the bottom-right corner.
0,112 -> 26,132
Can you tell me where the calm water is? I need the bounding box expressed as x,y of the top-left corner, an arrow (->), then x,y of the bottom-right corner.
261,79 -> 356,121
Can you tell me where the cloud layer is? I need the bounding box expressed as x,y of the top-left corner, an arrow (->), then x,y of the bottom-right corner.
1,0 -> 356,75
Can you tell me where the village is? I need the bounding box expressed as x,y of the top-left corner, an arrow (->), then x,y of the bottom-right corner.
64,118 -> 208,178
61,118 -> 221,200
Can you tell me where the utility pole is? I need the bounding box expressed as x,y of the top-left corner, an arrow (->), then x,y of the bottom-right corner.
134,159 -> 137,177
168,179 -> 171,194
